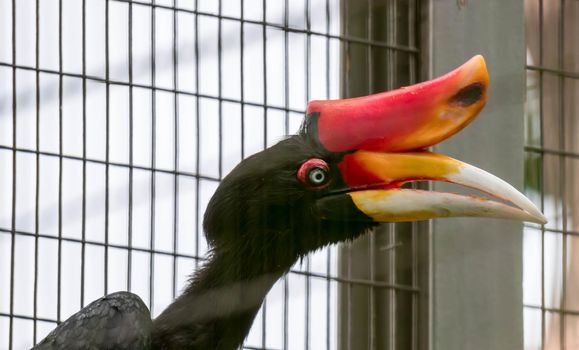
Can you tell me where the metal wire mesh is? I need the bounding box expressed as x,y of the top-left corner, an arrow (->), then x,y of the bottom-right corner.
523,0 -> 579,348
337,1 -> 422,349
0,0 -> 421,349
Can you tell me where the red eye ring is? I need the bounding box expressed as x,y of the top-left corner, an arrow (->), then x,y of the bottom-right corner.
298,159 -> 330,188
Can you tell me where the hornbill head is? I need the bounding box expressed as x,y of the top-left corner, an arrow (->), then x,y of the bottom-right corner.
203,55 -> 546,266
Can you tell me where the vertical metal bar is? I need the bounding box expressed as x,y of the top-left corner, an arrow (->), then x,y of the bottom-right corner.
217,0 -> 223,180
194,0 -> 200,270
283,273 -> 289,350
412,213 -> 419,349
408,2 -> 418,349
127,0 -> 134,293
387,2 -> 398,348
347,244 -> 352,350
341,1 -> 353,346
261,0 -> 268,347
81,0 -> 87,309
283,1 -> 290,349
57,0 -> 63,326
539,0 -> 546,347
325,1 -> 332,349
283,0 -> 289,135
388,224 -> 396,350
240,0 -> 245,160
304,1 -> 311,349
150,0 -> 157,314
262,0 -> 268,150
408,0 -> 417,84
558,0 -> 567,348
366,1 -> 376,349
104,0 -> 110,296
9,0 -> 17,347
172,0 -> 180,301
368,217 -> 376,349
367,0 -> 374,92
33,0 -> 41,343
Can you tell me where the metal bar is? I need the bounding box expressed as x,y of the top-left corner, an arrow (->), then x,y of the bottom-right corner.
342,3 -> 352,349
172,0 -> 180,300
525,145 -> 579,160
558,1 -> 567,348
524,304 -> 579,317
387,2 -> 398,348
527,64 -> 579,80
409,2 -> 419,349
305,0 -> 311,348
283,0 -> 289,348
33,0 -> 41,343
9,0 -> 17,347
240,0 -> 245,160
194,0 -> 200,272
105,0 -> 111,296
262,0 -> 268,150
81,0 -> 87,309
0,61 -> 307,115
1,312 -> 59,325
524,224 -> 579,239
108,0 -> 419,53
261,0 -> 268,347
366,1 -> 376,349
242,346 -> 281,350
388,223 -> 396,350
283,0 -> 289,135
57,0 -> 64,327
325,0 -> 331,348
538,0 -> 546,346
0,145 -> 220,182
127,0 -> 134,293
217,0 -> 223,181
0,225 -> 422,292
150,0 -> 157,314
0,227 -> 204,260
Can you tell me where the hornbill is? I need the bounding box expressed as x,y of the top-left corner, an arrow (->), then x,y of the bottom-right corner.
33,55 -> 546,350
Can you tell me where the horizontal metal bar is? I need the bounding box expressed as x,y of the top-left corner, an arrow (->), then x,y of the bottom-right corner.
524,304 -> 579,317
0,61 -> 306,115
527,65 -> 579,80
0,226 -> 202,260
243,346 -> 281,350
0,312 -> 57,325
524,223 -> 579,238
291,269 -> 420,293
0,145 -> 221,183
525,145 -> 579,160
0,226 -> 418,291
110,0 -> 419,54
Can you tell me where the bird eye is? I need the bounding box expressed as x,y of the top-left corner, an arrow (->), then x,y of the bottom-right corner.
298,159 -> 330,188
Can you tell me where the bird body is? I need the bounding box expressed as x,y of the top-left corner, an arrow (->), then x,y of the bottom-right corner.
33,56 -> 546,350
33,292 -> 152,350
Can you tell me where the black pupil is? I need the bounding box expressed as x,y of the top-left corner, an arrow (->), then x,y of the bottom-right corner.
309,167 -> 326,185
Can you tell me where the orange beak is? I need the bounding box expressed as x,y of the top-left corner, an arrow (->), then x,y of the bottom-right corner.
312,56 -> 547,224
305,55 -> 489,153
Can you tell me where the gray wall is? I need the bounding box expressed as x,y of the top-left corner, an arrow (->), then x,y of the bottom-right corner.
429,1 -> 526,349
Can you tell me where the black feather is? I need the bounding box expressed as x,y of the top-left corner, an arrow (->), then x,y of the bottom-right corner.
32,292 -> 152,350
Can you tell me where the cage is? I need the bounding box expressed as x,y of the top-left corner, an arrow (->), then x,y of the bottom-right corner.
0,0 -> 577,349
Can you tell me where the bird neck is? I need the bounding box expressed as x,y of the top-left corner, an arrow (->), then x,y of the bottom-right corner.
152,241 -> 294,350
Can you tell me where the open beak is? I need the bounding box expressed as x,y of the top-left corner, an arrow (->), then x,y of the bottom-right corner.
311,55 -> 547,225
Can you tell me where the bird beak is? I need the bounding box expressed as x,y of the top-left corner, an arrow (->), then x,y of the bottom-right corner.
311,55 -> 547,224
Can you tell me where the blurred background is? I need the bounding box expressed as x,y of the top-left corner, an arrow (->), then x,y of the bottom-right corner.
0,0 -> 577,349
